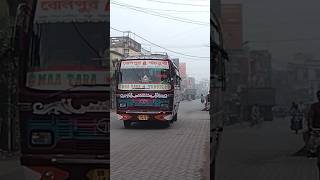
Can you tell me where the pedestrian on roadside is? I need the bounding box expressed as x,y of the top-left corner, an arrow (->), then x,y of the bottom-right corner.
306,90 -> 320,157
201,94 -> 205,104
250,104 -> 260,127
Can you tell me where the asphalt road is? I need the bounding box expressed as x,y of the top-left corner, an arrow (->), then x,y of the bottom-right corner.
110,100 -> 210,180
0,100 -> 210,180
216,117 -> 318,180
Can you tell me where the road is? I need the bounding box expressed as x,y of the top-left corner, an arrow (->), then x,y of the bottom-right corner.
0,158 -> 40,180
216,117 -> 318,180
0,100 -> 209,180
110,100 -> 210,180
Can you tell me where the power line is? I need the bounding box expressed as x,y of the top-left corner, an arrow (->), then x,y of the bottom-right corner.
140,43 -> 209,48
111,1 -> 209,26
248,37 -> 320,43
111,2 -> 208,13
110,27 -> 210,60
141,0 -> 209,7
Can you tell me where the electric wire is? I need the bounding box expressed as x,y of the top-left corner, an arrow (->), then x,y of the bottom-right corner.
141,0 -> 209,7
111,1 -> 209,26
110,27 -> 210,60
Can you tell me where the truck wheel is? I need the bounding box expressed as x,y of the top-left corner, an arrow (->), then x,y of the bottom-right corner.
173,113 -> 178,121
164,121 -> 171,127
123,121 -> 131,128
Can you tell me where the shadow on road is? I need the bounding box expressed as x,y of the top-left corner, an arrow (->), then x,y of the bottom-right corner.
126,121 -> 171,129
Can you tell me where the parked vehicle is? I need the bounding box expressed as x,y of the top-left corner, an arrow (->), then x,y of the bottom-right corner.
240,88 -> 276,122
13,0 -> 110,179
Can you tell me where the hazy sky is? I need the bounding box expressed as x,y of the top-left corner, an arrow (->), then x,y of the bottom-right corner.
222,0 -> 320,68
110,0 -> 210,81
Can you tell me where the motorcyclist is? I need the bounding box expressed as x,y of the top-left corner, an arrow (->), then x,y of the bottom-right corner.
307,90 -> 320,157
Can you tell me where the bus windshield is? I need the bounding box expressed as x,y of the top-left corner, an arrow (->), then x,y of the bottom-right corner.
26,22 -> 108,90
118,60 -> 172,91
29,22 -> 107,68
119,68 -> 170,84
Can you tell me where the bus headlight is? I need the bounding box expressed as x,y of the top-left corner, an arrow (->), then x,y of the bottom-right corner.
164,114 -> 173,120
30,131 -> 53,146
119,102 -> 127,108
160,103 -> 169,108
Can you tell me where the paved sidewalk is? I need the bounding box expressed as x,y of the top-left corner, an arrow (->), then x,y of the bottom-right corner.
216,117 -> 318,180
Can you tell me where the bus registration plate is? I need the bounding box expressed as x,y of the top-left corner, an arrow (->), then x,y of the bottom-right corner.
86,169 -> 109,180
138,115 -> 149,120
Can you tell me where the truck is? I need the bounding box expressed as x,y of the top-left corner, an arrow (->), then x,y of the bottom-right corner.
240,87 -> 276,121
115,55 -> 181,128
13,0 -> 110,179
184,77 -> 196,100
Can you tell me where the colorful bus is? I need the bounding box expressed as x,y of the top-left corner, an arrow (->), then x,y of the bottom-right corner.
13,0 -> 110,179
115,55 -> 181,128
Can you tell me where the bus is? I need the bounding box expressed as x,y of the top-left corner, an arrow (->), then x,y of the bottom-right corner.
115,54 -> 181,128
13,0 -> 110,179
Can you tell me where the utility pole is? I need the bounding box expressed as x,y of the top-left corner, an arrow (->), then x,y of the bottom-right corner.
7,58 -> 12,153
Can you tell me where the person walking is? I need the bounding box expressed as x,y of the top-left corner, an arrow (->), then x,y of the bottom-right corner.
289,102 -> 303,133
306,91 -> 320,157
250,104 -> 260,127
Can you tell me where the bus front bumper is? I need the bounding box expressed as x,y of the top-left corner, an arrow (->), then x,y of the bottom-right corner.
116,111 -> 173,121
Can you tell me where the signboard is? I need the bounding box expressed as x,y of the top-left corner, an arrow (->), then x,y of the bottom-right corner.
121,60 -> 169,69
221,4 -> 243,49
118,84 -> 171,91
119,93 -> 168,99
26,70 -> 109,90
179,63 -> 186,79
34,0 -> 110,23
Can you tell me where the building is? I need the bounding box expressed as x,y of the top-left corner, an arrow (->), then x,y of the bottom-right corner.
272,66 -> 290,105
110,36 -> 142,57
221,3 -> 248,98
287,58 -> 320,103
196,79 -> 210,97
179,63 -> 187,79
221,4 -> 243,50
248,50 -> 272,88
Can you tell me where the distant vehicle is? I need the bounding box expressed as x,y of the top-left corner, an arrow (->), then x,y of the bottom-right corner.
13,0 -> 110,179
115,55 -> 181,128
185,89 -> 197,100
241,88 -> 276,121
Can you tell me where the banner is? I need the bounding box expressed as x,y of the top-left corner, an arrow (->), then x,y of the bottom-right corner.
121,60 -> 169,69
34,0 -> 109,23
118,84 -> 171,91
26,70 -> 109,90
